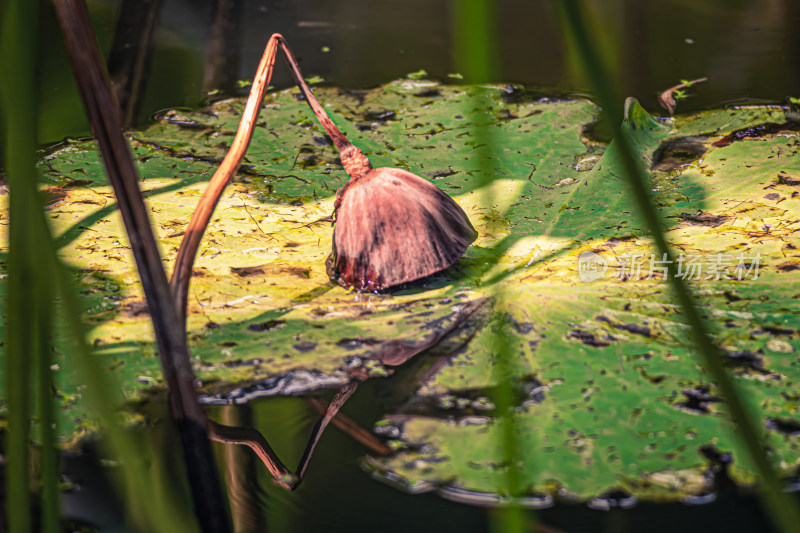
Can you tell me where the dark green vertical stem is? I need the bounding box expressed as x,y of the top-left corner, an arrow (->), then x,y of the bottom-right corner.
1,0 -> 56,531
454,1 -> 526,531
36,298 -> 59,533
556,2 -> 800,532
452,0 -> 498,85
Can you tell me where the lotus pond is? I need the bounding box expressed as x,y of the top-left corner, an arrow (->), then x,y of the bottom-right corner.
3,1 -> 800,532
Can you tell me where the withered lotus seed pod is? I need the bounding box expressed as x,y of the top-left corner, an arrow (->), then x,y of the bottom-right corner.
274,44 -> 478,291
326,165 -> 478,291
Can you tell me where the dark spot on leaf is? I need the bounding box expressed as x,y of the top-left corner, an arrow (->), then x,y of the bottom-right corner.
336,337 -> 384,350
293,341 -> 317,352
723,291 -> 742,302
423,167 -> 459,179
247,319 -> 285,332
64,178 -> 93,188
675,387 -> 720,414
413,88 -> 441,98
598,317 -> 652,337
504,314 -> 534,335
764,192 -> 782,201
725,350 -> 768,373
361,109 -> 396,122
497,109 -> 517,121
231,265 -> 265,277
569,330 -> 611,347
285,267 -> 311,278
777,261 -> 800,272
753,324 -> 794,336
712,121 -> 800,147
679,211 -> 729,227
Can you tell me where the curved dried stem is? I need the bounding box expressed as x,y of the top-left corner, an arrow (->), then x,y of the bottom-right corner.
170,33 -> 370,327
657,76 -> 708,115
276,39 -> 371,181
170,34 -> 281,325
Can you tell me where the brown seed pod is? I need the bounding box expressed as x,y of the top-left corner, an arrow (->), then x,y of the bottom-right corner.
326,167 -> 478,291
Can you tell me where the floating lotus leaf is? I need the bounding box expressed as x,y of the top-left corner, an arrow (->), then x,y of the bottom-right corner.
0,80 -> 798,501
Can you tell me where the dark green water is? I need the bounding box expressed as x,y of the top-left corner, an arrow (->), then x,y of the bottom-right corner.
60,386 -> 780,533
35,0 -> 800,145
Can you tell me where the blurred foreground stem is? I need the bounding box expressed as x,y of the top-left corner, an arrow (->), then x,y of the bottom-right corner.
1,0 -> 60,531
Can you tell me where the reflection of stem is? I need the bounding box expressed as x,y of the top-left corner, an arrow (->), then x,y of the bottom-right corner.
209,418 -> 293,490
306,394 -> 392,456
107,0 -> 162,125
203,0 -> 243,94
294,382 -> 358,481
209,382 -> 360,491
220,406 -> 263,533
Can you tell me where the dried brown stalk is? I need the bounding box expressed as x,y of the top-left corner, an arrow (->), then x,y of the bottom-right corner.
52,0 -> 229,530
657,77 -> 708,115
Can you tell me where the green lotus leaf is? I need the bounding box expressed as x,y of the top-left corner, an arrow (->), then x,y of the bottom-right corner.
1,80 -> 798,500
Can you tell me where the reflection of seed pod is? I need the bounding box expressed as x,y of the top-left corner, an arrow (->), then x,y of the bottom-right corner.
326,167 -> 478,291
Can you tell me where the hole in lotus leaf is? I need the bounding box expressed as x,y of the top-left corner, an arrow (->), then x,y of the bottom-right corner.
764,192 -> 782,201
766,416 -> 800,435
679,211 -> 729,227
587,490 -> 637,511
675,387 -> 720,414
712,121 -> 800,147
699,445 -> 737,497
336,337 -> 384,350
777,171 -> 800,186
568,329 -> 613,347
651,137 -> 708,172
230,265 -> 265,277
724,350 -> 769,374
413,88 -> 441,98
438,485 -> 554,509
